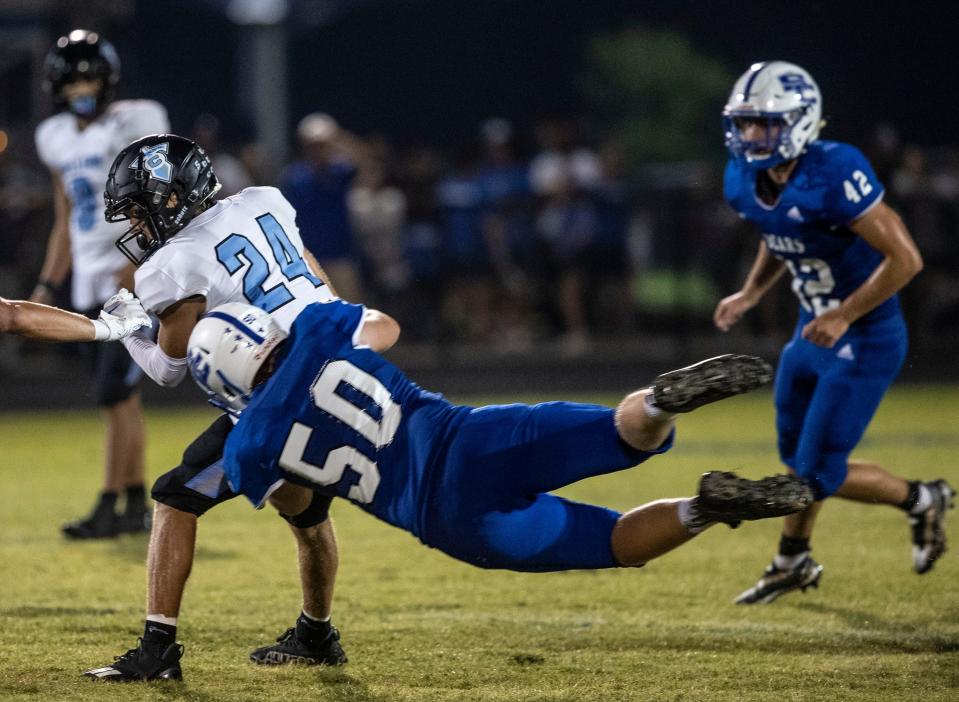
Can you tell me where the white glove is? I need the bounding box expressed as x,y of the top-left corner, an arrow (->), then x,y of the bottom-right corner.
92,289 -> 153,341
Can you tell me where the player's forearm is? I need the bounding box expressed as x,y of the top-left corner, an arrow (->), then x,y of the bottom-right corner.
35,224 -> 71,292
740,244 -> 786,303
0,298 -> 95,341
839,253 -> 922,324
121,332 -> 188,386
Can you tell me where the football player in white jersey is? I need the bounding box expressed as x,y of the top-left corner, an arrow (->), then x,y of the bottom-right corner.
31,30 -> 169,539
82,134 -> 346,682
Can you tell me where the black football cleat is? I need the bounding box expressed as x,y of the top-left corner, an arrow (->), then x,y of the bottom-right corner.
83,639 -> 184,682
651,354 -> 773,413
250,626 -> 348,666
116,506 -> 152,535
734,557 -> 824,604
910,479 -> 954,574
696,471 -> 814,528
62,508 -> 118,540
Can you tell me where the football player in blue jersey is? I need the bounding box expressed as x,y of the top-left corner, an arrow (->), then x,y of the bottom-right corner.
714,61 -> 954,604
181,300 -> 813,605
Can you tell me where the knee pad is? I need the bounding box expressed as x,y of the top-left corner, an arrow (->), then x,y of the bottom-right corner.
281,492 -> 333,529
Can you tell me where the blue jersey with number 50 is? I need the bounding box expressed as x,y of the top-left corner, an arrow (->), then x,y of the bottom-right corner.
724,140 -> 899,326
223,301 -> 470,539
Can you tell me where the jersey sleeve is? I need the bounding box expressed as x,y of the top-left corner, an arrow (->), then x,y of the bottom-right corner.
722,160 -> 745,211
822,143 -> 885,226
34,116 -> 64,170
298,300 -> 367,351
134,248 -> 213,314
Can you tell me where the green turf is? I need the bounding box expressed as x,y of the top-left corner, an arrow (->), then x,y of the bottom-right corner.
1,386 -> 957,701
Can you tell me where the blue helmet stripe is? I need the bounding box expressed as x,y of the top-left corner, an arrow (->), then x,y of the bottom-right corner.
742,61 -> 769,99
206,310 -> 266,345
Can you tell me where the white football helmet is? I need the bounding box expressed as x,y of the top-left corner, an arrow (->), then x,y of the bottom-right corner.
187,303 -> 288,414
723,61 -> 822,168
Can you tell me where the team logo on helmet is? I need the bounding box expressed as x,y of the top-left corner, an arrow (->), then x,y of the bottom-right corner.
132,142 -> 173,183
778,73 -> 818,106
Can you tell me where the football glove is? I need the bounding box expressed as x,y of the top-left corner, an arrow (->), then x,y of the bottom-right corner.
92,289 -> 153,341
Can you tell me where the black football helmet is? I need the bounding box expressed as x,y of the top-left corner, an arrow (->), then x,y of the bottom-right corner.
43,29 -> 120,118
105,134 -> 221,265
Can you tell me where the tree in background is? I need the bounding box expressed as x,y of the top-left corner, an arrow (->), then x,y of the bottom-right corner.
581,29 -> 733,164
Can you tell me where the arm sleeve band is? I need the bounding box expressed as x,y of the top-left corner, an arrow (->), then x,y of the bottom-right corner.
121,331 -> 189,387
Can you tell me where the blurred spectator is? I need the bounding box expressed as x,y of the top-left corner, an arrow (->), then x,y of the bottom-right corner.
280,112 -> 364,302
191,113 -> 253,197
531,117 -> 601,355
529,117 -> 601,196
477,118 -> 537,352
892,147 -> 959,336
398,145 -> 444,342
435,142 -> 495,342
349,151 -> 409,306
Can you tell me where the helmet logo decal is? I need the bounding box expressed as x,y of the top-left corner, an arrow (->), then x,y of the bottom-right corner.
134,142 -> 173,183
779,73 -> 818,106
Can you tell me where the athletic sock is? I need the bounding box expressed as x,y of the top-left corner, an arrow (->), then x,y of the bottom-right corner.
124,484 -> 147,514
677,498 -> 712,534
93,491 -> 118,518
773,535 -> 810,570
901,481 -> 933,515
296,611 -> 332,645
143,619 -> 177,652
643,395 -> 677,421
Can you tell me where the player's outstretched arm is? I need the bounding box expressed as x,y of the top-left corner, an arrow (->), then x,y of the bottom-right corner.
358,309 -> 400,352
714,241 -> 786,331
0,292 -> 150,342
0,297 -> 96,341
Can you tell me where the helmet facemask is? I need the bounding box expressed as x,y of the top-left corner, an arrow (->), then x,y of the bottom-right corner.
723,108 -> 807,168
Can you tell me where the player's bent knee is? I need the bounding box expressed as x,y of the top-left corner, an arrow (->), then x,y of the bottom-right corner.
794,452 -> 848,499
268,481 -> 313,517
279,489 -> 334,529
615,389 -> 669,451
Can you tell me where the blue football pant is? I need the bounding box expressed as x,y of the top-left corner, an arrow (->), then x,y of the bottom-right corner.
425,401 -> 674,572
775,316 -> 907,499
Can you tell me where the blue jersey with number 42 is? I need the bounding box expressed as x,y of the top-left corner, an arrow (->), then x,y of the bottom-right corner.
724,140 -> 899,326
223,301 -> 469,539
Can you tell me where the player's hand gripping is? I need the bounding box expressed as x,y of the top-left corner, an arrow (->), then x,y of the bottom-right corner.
92,288 -> 153,341
801,308 -> 849,348
714,291 -> 756,332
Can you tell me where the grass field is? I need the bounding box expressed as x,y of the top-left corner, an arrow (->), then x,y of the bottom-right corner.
1,386 -> 957,701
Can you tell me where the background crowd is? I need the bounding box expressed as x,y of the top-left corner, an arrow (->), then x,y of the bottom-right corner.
2,112 -> 957,359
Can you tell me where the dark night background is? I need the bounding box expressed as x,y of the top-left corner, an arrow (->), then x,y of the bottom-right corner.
1,0 -> 958,402
85,0 -> 959,148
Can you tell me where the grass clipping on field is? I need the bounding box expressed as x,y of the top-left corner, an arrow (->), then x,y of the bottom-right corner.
0,386 -> 957,701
